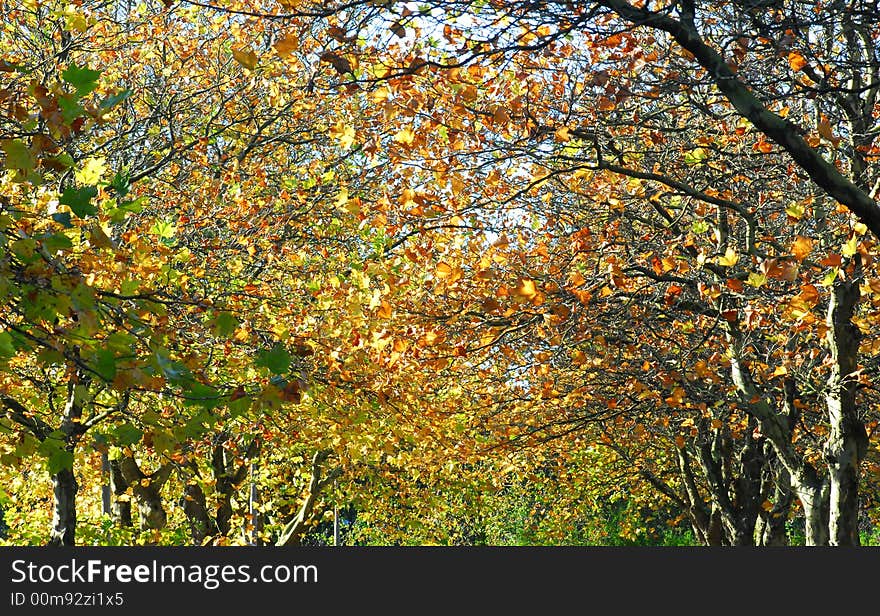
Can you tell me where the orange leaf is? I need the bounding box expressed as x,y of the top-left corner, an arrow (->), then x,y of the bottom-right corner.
755,139 -> 774,154
798,284 -> 820,305
788,51 -> 807,72
377,300 -> 392,319
819,253 -> 842,267
327,26 -> 349,43
791,236 -> 813,261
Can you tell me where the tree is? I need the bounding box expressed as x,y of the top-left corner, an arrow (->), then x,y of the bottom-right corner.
291,0 -> 880,544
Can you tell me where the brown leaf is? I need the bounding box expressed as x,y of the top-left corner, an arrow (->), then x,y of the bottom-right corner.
320,51 -> 352,75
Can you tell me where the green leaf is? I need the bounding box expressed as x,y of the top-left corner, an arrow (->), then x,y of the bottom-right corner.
227,393 -> 251,417
61,63 -> 101,97
40,232 -> 73,253
149,218 -> 176,239
1,139 -> 34,170
0,331 -> 15,359
10,237 -> 36,261
691,220 -> 709,234
57,95 -> 85,123
71,283 -> 96,311
120,279 -> 140,295
112,422 -> 143,446
92,349 -> 117,381
212,311 -> 238,337
684,147 -> 708,166
52,212 -> 74,228
183,381 -> 221,409
46,448 -> 75,475
99,89 -> 132,110
44,153 -> 75,169
256,344 -> 291,374
36,348 -> 65,366
38,433 -> 74,474
60,185 -> 98,217
156,353 -> 191,384
152,430 -> 177,455
109,170 -> 130,197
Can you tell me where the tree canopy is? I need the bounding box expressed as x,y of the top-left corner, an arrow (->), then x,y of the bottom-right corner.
2,0 -> 879,546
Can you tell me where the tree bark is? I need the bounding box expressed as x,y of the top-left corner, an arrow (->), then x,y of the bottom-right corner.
824,275 -> 869,545
109,459 -> 133,527
47,373 -> 90,546
47,467 -> 77,546
117,455 -> 173,531
183,482 -> 212,545
276,450 -> 339,546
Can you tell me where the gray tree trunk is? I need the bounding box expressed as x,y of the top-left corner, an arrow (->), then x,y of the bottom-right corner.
47,467 -> 77,546
824,276 -> 868,545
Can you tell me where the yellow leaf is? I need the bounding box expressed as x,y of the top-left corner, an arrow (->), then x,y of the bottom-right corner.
785,201 -> 805,220
393,127 -> 415,146
791,236 -> 813,261
329,120 -> 356,149
74,157 -> 106,185
854,222 -> 868,235
232,46 -> 258,70
717,247 -> 738,267
371,87 -> 390,104
435,262 -> 453,278
554,126 -> 570,142
841,235 -> 858,257
344,196 -> 361,215
273,33 -> 299,58
515,278 -> 538,300
746,272 -> 766,288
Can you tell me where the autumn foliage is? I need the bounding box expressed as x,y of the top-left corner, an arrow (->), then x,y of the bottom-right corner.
2,0 -> 880,546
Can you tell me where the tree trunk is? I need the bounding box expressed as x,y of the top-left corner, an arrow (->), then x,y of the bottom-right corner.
756,458 -> 793,546
791,476 -> 830,546
117,456 -> 173,531
276,450 -> 339,546
47,467 -> 77,546
109,459 -> 133,527
47,374 -> 90,546
824,276 -> 868,545
183,482 -> 212,545
101,452 -> 112,516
